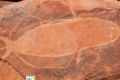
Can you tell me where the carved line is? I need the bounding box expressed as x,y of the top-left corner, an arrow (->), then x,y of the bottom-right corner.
0,58 -> 25,78
15,52 -> 75,69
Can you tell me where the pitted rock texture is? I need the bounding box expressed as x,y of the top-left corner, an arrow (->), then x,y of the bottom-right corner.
0,0 -> 120,80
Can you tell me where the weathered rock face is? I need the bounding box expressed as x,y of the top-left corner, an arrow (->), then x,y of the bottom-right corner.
0,60 -> 24,80
0,0 -> 120,80
0,1 -> 13,8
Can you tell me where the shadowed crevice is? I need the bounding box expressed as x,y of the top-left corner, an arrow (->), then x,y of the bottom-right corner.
1,0 -> 22,2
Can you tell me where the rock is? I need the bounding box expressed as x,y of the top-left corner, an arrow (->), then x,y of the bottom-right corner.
0,60 -> 24,80
0,0 -> 120,80
0,1 -> 13,8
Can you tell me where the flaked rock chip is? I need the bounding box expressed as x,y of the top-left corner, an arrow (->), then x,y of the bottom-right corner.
0,0 -> 120,80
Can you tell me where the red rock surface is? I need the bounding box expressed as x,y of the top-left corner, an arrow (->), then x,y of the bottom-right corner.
0,60 -> 24,80
0,0 -> 120,80
0,1 -> 13,8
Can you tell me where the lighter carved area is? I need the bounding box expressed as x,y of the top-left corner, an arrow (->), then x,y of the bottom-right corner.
10,18 -> 120,57
0,18 -> 120,69
1,18 -> 120,60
